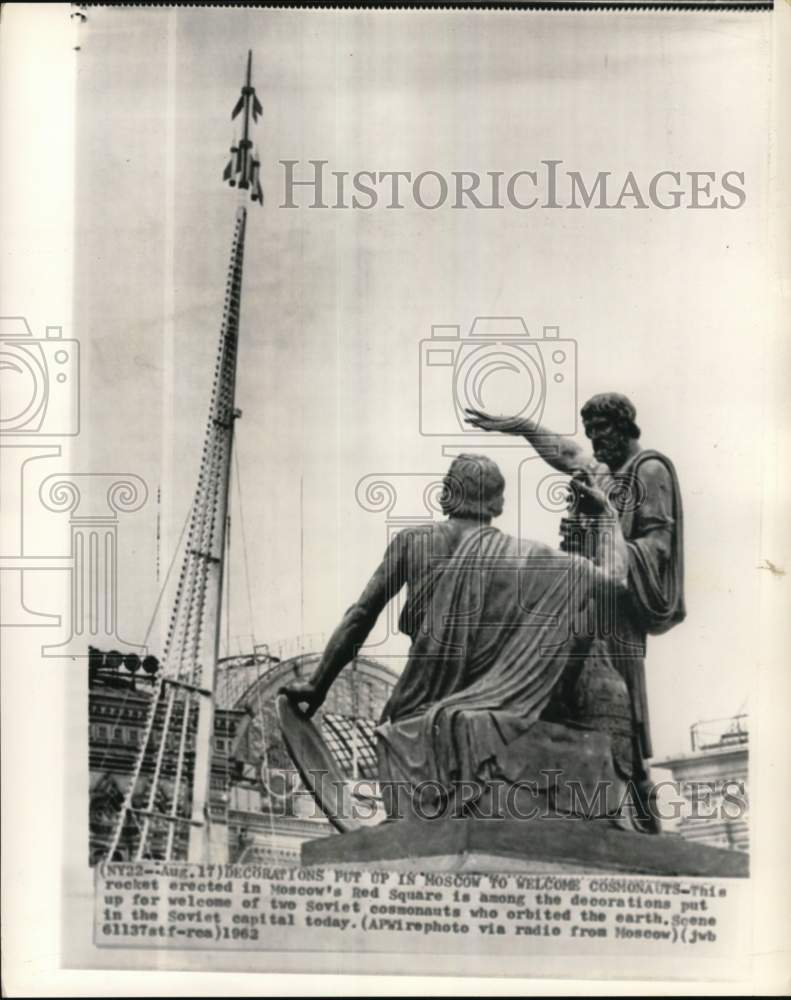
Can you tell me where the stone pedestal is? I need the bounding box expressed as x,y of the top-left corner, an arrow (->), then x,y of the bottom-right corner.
301,816 -> 749,877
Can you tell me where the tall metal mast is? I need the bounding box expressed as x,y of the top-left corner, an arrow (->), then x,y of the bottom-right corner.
105,53 -> 263,863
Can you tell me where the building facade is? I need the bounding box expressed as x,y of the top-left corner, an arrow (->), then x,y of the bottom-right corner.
653,715 -> 749,853
88,646 -> 398,865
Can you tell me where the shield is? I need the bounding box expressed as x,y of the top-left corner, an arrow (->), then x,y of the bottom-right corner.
275,694 -> 384,832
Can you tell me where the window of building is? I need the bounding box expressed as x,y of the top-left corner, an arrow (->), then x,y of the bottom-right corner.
321,714 -> 379,778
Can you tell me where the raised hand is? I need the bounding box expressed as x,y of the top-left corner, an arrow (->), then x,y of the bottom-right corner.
280,679 -> 325,719
463,407 -> 526,434
559,515 -> 594,553
570,475 -> 615,517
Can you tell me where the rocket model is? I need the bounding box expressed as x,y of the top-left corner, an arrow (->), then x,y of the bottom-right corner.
223,50 -> 263,204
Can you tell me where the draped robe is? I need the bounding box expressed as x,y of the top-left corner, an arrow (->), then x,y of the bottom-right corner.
590,450 -> 685,772
365,523 -> 603,791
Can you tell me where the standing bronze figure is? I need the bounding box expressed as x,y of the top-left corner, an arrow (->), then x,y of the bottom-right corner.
465,393 -> 685,832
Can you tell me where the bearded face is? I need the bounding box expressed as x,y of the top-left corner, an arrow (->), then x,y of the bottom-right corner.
583,414 -> 632,471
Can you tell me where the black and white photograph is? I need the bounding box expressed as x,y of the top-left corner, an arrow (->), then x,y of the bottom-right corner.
1,3 -> 789,995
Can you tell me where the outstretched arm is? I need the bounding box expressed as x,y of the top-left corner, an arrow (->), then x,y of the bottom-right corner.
464,407 -> 593,475
281,533 -> 407,717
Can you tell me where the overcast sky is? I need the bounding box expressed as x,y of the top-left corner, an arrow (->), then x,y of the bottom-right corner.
61,7 -> 770,760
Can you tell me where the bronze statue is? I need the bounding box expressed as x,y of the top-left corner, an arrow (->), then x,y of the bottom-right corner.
283,452 -> 649,827
465,394 -> 685,832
